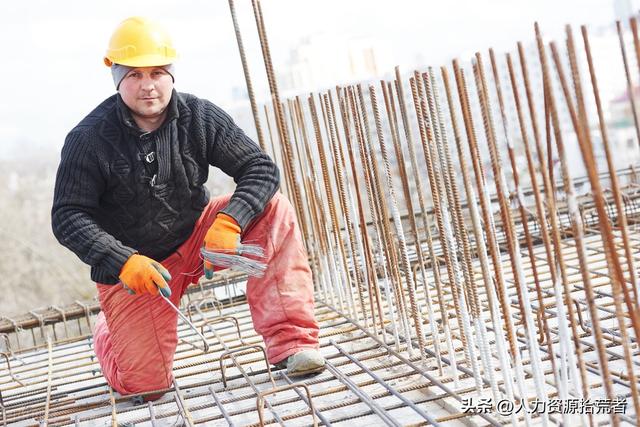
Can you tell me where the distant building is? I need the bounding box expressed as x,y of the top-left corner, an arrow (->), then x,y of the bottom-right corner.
608,85 -> 640,166
277,33 -> 394,97
614,0 -> 640,24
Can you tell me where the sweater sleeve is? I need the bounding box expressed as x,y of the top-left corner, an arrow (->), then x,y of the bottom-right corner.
204,101 -> 280,229
51,130 -> 137,283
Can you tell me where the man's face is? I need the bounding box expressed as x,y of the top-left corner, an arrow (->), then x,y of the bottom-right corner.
118,66 -> 173,121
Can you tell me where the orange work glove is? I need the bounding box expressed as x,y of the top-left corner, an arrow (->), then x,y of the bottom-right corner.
203,213 -> 241,279
119,254 -> 172,297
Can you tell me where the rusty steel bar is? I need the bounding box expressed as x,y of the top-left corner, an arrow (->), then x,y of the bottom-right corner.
256,383 -> 318,427
341,87 -> 385,335
552,28 -> 640,418
473,53 -> 549,425
308,95 -> 344,309
381,80 -> 426,361
369,83 -> 416,356
262,104 -> 288,196
453,63 -> 536,425
362,83 -> 411,345
251,0 -> 308,241
355,83 -> 403,348
538,26 -> 617,425
394,68 -> 443,366
333,87 -> 370,327
533,24 -> 595,410
227,0 -> 266,151
411,71 -> 462,381
504,53 -> 561,385
285,98 -> 313,245
420,71 -> 468,335
172,378 -> 195,427
516,41 -> 559,284
345,86 -> 387,337
292,96 -> 330,301
308,93 -> 349,314
491,49 -> 558,378
452,61 -> 518,359
331,87 -> 372,325
581,25 -> 640,313
322,92 -> 360,321
429,68 -> 481,329
440,66 -> 504,401
408,75 -> 451,376
490,48 -> 565,401
566,23 -> 640,348
423,69 -> 480,383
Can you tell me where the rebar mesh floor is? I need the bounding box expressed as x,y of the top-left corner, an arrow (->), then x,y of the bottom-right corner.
1,228 -> 638,426
1,300 -> 489,426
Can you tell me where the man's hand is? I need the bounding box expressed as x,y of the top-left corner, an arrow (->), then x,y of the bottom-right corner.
119,254 -> 172,297
203,213 -> 241,279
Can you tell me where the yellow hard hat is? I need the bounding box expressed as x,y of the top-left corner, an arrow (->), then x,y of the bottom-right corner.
104,17 -> 177,67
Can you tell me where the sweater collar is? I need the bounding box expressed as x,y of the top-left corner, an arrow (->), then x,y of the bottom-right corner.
116,89 -> 180,135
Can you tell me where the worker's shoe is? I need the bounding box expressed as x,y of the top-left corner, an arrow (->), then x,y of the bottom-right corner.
274,349 -> 325,377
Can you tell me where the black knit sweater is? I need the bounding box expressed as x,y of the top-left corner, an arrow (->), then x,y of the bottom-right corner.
51,90 -> 279,284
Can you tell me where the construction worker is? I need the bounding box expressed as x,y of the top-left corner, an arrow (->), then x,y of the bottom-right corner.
51,16 -> 324,400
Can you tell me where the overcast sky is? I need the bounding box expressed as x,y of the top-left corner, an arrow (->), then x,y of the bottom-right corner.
0,0 -> 621,159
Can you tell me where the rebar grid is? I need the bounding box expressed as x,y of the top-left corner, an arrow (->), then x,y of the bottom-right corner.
2,225 -> 640,425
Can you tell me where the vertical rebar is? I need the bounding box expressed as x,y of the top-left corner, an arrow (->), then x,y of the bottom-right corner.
251,0 -> 308,240
369,83 -> 415,355
580,25 -> 640,312
422,70 -> 480,385
554,29 -> 640,417
504,52 -> 561,394
411,72 -> 459,380
382,79 -> 427,361
473,53 -> 548,425
394,67 -> 443,367
533,24 -> 594,410
227,0 -> 266,151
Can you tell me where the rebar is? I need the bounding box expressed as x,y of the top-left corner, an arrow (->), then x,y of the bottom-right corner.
550,30 -> 640,420
227,0 -> 266,151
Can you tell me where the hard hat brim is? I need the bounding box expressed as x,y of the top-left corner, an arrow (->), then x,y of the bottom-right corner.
112,53 -> 175,68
